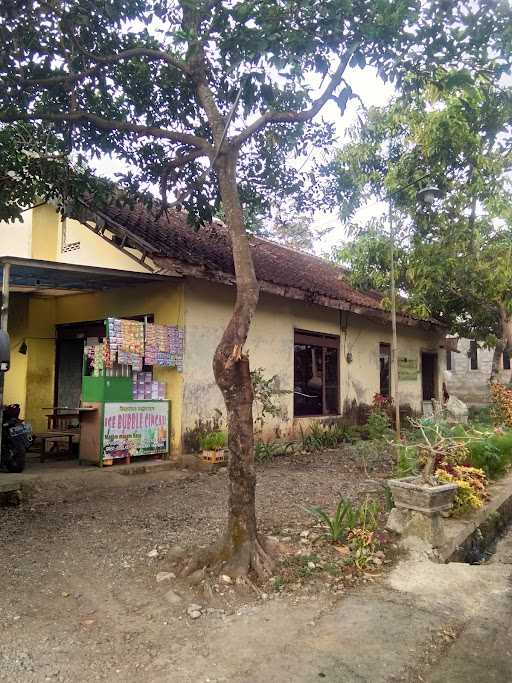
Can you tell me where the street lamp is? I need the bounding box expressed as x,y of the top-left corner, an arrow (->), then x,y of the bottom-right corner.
389,183 -> 443,440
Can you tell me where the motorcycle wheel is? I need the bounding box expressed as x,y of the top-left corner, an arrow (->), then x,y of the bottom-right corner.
5,441 -> 26,473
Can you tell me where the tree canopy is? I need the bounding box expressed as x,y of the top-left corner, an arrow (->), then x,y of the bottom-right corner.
329,71 -> 512,376
2,0 -> 511,224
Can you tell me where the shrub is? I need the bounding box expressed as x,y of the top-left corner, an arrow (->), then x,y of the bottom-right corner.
299,421 -> 358,452
435,465 -> 488,515
183,410 -> 223,452
199,430 -> 227,451
468,405 -> 492,425
254,439 -> 296,462
308,496 -> 380,542
347,528 -> 379,570
366,411 -> 393,440
490,382 -> 512,427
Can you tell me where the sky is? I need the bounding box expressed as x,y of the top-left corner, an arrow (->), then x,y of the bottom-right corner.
90,64 -> 395,255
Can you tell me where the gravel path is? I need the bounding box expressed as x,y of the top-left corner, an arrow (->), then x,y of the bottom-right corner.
0,448 -> 392,682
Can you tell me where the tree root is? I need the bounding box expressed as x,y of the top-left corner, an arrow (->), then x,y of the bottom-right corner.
178,533 -> 281,582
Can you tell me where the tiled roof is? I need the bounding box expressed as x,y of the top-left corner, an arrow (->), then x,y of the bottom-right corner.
87,201 -> 441,328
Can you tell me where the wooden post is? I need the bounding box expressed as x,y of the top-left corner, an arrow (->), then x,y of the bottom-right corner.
389,203 -> 400,440
0,262 -> 11,463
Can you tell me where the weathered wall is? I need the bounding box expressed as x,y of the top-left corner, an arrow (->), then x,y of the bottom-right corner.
182,279 -> 443,444
445,338 -> 512,406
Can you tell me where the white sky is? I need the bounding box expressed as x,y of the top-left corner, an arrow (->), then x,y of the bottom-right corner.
90,65 -> 395,254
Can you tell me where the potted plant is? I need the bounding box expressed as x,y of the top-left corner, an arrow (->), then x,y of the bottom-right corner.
199,430 -> 227,464
388,420 -> 458,515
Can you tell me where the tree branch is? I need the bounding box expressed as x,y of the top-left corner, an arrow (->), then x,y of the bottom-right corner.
14,47 -> 188,87
0,110 -> 213,152
232,44 -> 359,147
159,148 -> 208,209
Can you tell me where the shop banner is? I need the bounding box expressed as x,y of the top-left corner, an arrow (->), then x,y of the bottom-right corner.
103,401 -> 169,459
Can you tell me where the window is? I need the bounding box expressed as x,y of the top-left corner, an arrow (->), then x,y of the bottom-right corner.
379,343 -> 391,397
469,340 -> 478,370
503,350 -> 511,370
294,330 -> 339,416
446,349 -> 452,371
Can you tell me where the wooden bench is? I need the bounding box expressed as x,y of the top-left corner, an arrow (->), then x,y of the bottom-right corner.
35,430 -> 80,463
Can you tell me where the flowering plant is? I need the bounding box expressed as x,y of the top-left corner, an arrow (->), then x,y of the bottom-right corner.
435,464 -> 488,515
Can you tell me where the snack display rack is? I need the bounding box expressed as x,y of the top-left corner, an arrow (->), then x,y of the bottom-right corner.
78,317 -> 182,466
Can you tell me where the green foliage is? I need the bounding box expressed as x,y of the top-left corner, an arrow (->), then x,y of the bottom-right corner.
1,1 -> 509,224
199,430 -> 227,451
308,496 -> 380,542
467,432 -> 512,478
366,411 -> 392,440
251,368 -> 289,431
299,421 -> 357,452
183,410 -> 223,453
328,74 -> 512,350
254,439 -> 296,462
395,445 -> 420,478
402,418 -> 512,479
468,406 -> 492,426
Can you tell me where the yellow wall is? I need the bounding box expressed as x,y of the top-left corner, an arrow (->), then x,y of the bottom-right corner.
31,204 -> 58,261
0,203 -> 151,272
56,214 -> 150,272
4,294 -> 29,412
4,282 -> 184,448
0,210 -> 32,257
182,279 -> 444,442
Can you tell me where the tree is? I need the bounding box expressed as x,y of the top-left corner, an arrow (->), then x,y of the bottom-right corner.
329,72 -> 512,381
1,1 -> 509,577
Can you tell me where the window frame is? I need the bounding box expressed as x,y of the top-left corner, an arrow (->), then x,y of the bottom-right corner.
469,340 -> 478,371
446,349 -> 452,371
293,329 -> 340,417
379,342 -> 391,398
503,349 -> 511,370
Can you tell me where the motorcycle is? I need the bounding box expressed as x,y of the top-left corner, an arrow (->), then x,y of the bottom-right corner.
1,404 -> 31,473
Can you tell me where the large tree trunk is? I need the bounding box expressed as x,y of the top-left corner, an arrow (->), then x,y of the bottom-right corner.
490,306 -> 512,383
180,151 -> 276,578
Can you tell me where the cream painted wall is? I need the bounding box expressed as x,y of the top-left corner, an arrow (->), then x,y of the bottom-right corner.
0,209 -> 33,257
182,279 -> 444,442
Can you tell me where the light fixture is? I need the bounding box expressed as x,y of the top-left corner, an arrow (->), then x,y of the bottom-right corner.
416,185 -> 444,206
19,340 -> 27,355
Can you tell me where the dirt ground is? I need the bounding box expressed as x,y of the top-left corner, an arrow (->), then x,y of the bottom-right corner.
0,448 -> 393,682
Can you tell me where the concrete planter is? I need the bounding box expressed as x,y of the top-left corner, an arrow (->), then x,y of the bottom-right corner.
388,476 -> 458,515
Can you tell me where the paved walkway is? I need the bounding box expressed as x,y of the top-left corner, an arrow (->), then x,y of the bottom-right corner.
169,532 -> 512,682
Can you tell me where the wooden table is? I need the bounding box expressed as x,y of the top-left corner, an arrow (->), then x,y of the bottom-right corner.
38,407 -> 98,462
35,430 -> 79,462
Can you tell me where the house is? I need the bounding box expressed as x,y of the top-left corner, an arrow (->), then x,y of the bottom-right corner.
1,202 -> 447,453
444,338 -> 512,406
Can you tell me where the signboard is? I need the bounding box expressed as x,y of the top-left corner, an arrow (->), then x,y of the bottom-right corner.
102,401 -> 169,460
398,357 -> 419,381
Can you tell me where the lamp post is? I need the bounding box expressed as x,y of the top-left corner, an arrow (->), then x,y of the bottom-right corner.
389,184 -> 442,440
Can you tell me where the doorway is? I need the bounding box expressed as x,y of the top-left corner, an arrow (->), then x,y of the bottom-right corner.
421,352 -> 438,401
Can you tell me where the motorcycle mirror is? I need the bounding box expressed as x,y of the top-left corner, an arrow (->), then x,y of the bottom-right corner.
0,330 -> 10,372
